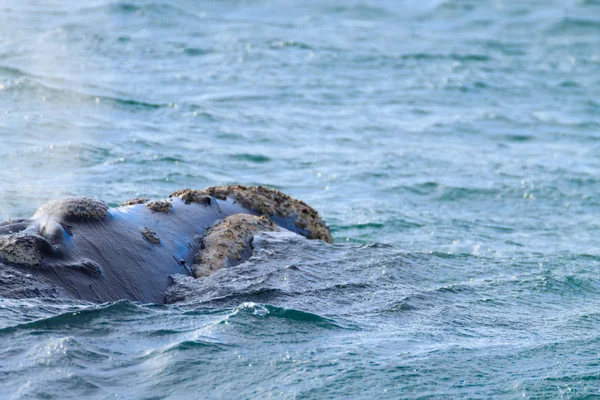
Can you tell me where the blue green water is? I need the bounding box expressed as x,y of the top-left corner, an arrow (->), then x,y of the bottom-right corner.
1,0 -> 600,398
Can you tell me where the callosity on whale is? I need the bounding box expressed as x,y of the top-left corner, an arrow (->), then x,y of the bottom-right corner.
0,186 -> 332,303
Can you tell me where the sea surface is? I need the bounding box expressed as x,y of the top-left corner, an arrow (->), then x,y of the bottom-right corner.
1,0 -> 600,398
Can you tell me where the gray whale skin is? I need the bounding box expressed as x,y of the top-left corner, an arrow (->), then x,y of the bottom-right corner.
0,186 -> 332,304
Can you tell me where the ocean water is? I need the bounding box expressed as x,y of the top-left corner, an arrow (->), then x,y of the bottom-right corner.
1,0 -> 600,398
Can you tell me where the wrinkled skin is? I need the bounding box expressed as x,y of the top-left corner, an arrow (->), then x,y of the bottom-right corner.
0,192 -> 314,304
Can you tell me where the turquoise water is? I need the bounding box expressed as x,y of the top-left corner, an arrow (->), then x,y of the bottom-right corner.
1,0 -> 600,398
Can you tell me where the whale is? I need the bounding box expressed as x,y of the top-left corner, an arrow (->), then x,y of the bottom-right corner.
0,186 -> 332,304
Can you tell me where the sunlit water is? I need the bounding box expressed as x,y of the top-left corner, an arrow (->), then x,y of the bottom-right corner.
1,0 -> 600,398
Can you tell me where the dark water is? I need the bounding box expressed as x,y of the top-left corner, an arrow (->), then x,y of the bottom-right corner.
1,0 -> 600,398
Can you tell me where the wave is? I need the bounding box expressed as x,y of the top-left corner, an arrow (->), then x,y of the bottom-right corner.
0,69 -> 166,111
0,300 -> 146,334
547,17 -> 600,34
94,1 -> 204,22
230,153 -> 272,164
399,53 -> 491,63
221,302 -> 348,330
